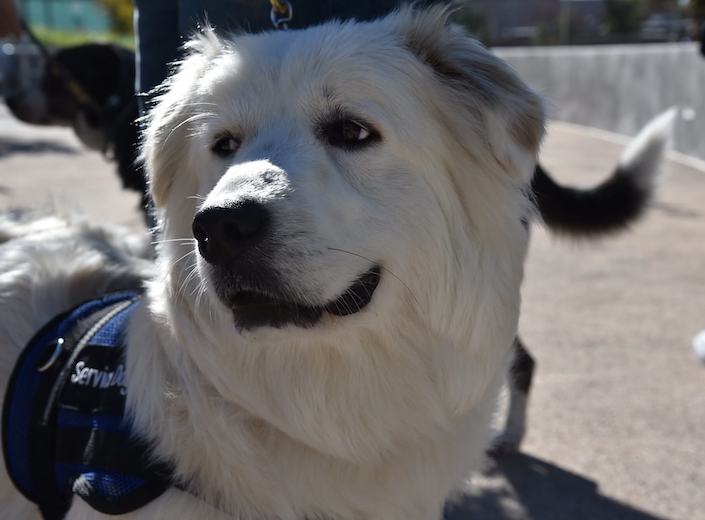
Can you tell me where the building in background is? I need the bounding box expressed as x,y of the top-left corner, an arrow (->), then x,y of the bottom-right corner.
14,0 -> 134,48
460,0 -> 603,44
18,0 -> 111,33
458,0 -> 691,45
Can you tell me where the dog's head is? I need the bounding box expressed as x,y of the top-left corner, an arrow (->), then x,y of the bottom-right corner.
143,7 -> 544,462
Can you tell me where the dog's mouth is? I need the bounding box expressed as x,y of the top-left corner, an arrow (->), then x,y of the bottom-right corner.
224,266 -> 382,330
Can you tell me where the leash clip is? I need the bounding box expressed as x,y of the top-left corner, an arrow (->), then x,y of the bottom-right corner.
37,337 -> 64,373
270,0 -> 293,30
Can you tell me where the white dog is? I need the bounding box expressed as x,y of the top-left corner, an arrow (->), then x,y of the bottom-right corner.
0,7 -> 544,519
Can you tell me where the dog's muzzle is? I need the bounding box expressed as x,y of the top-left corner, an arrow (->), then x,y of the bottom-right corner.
192,204 -> 381,330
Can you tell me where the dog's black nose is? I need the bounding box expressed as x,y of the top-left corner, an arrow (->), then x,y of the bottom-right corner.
192,201 -> 270,265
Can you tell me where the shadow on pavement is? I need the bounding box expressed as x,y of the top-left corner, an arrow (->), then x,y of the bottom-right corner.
0,137 -> 77,158
444,453 -> 666,520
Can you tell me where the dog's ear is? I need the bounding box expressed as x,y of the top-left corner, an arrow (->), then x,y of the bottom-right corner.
142,29 -> 223,207
397,7 -> 545,182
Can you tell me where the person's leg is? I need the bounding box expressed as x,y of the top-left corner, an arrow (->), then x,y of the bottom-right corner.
134,0 -> 181,114
177,0 -> 271,36
134,0 -> 182,226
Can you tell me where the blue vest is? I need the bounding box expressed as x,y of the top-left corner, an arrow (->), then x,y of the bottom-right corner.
2,291 -> 173,519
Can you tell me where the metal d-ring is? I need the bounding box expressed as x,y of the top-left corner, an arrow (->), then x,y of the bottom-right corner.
37,337 -> 65,373
270,0 -> 293,30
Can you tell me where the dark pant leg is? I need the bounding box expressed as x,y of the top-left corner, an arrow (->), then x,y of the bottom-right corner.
134,0 -> 181,114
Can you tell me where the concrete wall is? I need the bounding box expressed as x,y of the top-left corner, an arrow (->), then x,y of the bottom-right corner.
495,43 -> 705,161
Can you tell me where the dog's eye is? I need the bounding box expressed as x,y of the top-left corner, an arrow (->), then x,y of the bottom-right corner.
211,135 -> 241,157
322,119 -> 380,150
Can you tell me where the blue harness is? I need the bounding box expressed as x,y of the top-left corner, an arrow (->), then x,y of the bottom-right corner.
2,291 -> 174,519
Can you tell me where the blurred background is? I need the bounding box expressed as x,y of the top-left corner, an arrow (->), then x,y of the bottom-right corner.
458,0 -> 699,46
12,0 -> 705,160
15,0 -> 704,47
17,0 -> 133,47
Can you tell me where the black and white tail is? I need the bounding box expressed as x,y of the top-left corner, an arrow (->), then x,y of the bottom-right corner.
533,109 -> 676,236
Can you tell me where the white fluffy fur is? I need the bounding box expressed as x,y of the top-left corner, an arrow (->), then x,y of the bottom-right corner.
0,8 -> 544,519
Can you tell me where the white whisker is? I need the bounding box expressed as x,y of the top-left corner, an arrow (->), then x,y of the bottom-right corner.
166,112 -> 217,143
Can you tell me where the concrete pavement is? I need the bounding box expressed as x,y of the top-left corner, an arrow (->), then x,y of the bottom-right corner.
1,106 -> 704,519
0,105 -> 143,227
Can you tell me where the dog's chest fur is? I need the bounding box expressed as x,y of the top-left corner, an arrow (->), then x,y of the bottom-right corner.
119,297 -> 501,520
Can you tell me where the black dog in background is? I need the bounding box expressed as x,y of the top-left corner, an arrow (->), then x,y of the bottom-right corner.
4,43 -> 147,214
